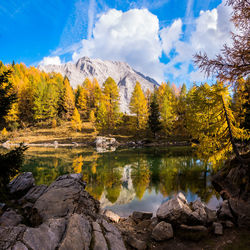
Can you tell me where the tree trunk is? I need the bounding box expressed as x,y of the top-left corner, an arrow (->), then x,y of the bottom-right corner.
221,95 -> 244,164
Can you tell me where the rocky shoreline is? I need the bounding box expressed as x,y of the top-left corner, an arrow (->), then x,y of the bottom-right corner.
1,170 -> 248,250
1,136 -> 191,152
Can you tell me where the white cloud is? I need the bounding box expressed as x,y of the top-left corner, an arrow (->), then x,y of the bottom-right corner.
87,0 -> 96,39
72,8 -> 165,82
41,0 -> 233,85
160,19 -> 182,56
161,0 -> 233,83
39,56 -> 61,66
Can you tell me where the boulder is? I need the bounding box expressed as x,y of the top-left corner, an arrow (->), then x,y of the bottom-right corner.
8,172 -> 35,196
228,198 -> 250,227
179,224 -> 208,241
0,225 -> 26,249
217,200 -> 234,221
132,211 -> 153,222
156,193 -> 192,225
152,221 -> 173,241
190,200 -> 207,225
104,210 -> 120,223
12,241 -> 28,250
33,174 -> 99,221
126,235 -> 147,250
0,209 -> 23,226
21,185 -> 47,203
92,221 -> 108,250
93,230 -> 108,250
213,222 -> 223,235
59,214 -> 92,250
94,137 -> 118,151
100,219 -> 126,250
23,218 -> 65,250
204,206 -> 217,224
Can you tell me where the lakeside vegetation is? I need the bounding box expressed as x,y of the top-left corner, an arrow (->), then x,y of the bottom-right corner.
0,61 -> 249,165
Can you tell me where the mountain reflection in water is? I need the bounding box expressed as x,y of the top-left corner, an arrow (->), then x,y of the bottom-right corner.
21,147 -> 221,216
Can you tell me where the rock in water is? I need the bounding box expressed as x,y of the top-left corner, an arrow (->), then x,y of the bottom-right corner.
38,57 -> 158,113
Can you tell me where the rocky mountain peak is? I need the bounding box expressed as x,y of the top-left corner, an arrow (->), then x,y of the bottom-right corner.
38,57 -> 158,113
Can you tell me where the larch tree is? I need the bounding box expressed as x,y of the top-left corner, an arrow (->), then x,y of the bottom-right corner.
75,85 -> 87,117
0,69 -> 16,127
157,82 -> 176,135
148,91 -> 162,138
194,0 -> 250,83
129,81 -> 148,130
187,82 -> 249,165
71,108 -> 82,131
96,98 -> 108,130
61,77 -> 75,120
102,77 -> 120,129
193,0 -> 250,164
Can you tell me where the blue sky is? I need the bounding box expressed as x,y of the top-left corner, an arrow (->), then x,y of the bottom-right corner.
0,0 -> 233,86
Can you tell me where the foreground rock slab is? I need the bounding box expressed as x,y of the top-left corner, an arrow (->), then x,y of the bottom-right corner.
0,173 -> 127,250
8,172 -> 35,196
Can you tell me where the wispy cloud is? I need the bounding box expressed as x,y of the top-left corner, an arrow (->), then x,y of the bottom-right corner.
87,0 -> 96,39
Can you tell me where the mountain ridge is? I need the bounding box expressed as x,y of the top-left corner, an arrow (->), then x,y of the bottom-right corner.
38,57 -> 158,113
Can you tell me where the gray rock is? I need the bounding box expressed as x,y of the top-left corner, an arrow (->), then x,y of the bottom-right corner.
23,218 -> 65,250
190,200 -> 207,225
218,200 -> 234,220
127,235 -> 147,250
8,172 -> 35,195
34,174 -> 98,221
152,221 -> 173,241
22,185 -> 47,203
59,214 -> 92,250
156,193 -> 192,225
101,219 -> 121,237
11,241 -> 28,250
93,230 -> 108,250
0,209 -> 23,226
92,221 -> 102,232
177,192 -> 188,204
0,225 -> 26,249
104,210 -> 120,223
213,222 -> 223,235
132,211 -> 153,222
205,206 -> 217,224
105,232 -> 126,250
100,219 -> 126,250
228,198 -> 250,227
179,224 -> 208,241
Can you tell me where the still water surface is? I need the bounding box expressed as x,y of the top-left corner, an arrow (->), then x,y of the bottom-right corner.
21,146 -> 221,216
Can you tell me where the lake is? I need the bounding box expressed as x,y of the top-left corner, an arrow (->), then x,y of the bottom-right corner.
20,146 -> 221,217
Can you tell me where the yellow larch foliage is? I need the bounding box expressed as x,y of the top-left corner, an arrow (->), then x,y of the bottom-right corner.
129,81 -> 148,129
71,108 -> 82,131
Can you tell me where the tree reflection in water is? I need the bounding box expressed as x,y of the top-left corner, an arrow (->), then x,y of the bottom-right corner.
21,147 -> 221,214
